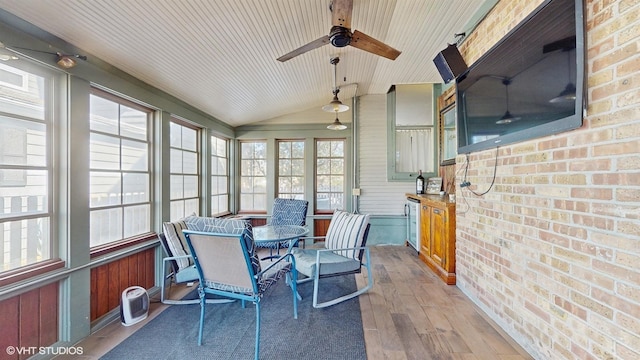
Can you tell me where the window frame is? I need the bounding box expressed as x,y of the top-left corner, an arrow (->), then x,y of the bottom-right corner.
276,139 -> 305,200
314,138 -> 346,214
386,84 -> 440,181
210,134 -> 230,216
238,140 -> 267,213
88,88 -> 154,250
0,58 -> 61,275
169,118 -> 201,220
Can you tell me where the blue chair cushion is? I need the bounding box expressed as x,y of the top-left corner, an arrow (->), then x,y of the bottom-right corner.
291,248 -> 361,278
184,216 -> 261,276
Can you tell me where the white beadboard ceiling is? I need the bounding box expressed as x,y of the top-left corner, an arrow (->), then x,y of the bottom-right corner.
0,0 -> 487,127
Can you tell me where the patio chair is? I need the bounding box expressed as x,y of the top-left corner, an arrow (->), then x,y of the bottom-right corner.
256,198 -> 308,258
159,221 -> 232,305
183,224 -> 298,360
291,210 -> 373,308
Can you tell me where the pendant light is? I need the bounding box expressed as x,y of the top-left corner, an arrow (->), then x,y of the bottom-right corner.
322,57 -> 349,113
496,78 -> 520,125
327,110 -> 347,130
550,48 -> 576,103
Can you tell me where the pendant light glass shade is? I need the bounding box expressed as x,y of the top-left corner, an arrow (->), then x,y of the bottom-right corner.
327,117 -> 347,130
322,92 -> 350,112
327,110 -> 347,130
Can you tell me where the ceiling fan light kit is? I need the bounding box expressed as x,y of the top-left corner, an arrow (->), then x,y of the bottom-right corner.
277,0 -> 401,62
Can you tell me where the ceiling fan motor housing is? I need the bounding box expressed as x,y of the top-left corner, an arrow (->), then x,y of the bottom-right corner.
329,26 -> 352,47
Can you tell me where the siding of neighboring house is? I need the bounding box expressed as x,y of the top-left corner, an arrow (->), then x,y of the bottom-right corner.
455,1 -> 640,359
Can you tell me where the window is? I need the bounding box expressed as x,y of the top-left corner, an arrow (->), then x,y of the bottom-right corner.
211,135 -> 229,216
315,139 -> 345,212
387,84 -> 437,180
170,120 -> 199,220
0,60 -> 58,272
89,90 -> 152,247
277,140 -> 304,200
239,141 -> 267,212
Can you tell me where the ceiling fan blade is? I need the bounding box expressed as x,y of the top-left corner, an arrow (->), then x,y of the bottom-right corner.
331,0 -> 353,28
277,35 -> 330,62
350,30 -> 401,60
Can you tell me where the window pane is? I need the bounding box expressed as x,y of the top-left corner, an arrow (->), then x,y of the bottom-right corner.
90,133 -> 120,170
317,159 -> 330,174
182,151 -> 197,174
90,208 -> 123,247
90,172 -> 121,207
89,95 -> 118,134
183,175 -> 198,198
279,159 -> 291,176
124,204 -> 150,237
395,129 -> 434,173
279,177 -> 291,193
170,175 -> 184,199
0,117 -> 46,167
291,160 -> 304,176
317,141 -> 330,157
217,176 -> 227,194
122,173 -> 149,204
170,122 -> 182,148
184,199 -> 199,216
170,148 -> 183,173
121,139 -> 148,171
170,200 -> 184,222
1,217 -> 50,271
120,105 -> 147,140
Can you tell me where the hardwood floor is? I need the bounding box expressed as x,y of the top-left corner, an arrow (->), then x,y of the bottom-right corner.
57,246 -> 533,359
358,246 -> 532,360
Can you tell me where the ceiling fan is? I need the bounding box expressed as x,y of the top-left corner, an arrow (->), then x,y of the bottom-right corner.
277,0 -> 401,62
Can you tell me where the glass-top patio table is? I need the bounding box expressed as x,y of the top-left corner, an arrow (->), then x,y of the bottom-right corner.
252,224 -> 309,253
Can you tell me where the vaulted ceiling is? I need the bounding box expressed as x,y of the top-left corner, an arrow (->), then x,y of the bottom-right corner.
0,0 -> 489,127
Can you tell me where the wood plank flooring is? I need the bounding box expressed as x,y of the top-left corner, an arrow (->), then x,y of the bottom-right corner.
56,246 -> 533,359
358,246 -> 533,360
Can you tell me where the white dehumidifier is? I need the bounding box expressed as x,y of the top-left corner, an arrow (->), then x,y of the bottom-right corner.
120,286 -> 149,326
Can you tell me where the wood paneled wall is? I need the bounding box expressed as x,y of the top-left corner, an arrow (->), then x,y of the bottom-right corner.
313,218 -> 331,240
90,248 -> 155,322
0,282 -> 59,360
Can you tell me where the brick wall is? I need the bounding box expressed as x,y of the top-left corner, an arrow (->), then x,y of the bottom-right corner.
455,1 -> 640,359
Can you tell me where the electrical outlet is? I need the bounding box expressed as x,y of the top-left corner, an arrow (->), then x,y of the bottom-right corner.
352,188 -> 361,196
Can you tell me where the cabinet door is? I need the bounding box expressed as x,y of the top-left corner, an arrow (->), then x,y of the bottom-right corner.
420,204 -> 431,255
430,207 -> 446,267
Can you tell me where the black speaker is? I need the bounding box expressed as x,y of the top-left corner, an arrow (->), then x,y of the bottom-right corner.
433,44 -> 468,84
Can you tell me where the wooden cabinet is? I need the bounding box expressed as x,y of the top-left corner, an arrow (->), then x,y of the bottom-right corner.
412,195 -> 456,284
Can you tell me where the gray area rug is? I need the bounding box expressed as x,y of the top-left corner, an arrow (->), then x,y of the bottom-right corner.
101,275 -> 366,360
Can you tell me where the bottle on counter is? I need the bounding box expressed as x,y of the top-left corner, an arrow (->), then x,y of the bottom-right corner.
416,170 -> 424,194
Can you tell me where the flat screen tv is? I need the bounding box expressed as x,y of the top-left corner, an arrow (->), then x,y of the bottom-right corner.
456,0 -> 585,154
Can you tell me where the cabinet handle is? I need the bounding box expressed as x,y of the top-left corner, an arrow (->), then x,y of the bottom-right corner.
433,209 -> 441,214
422,206 -> 427,210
